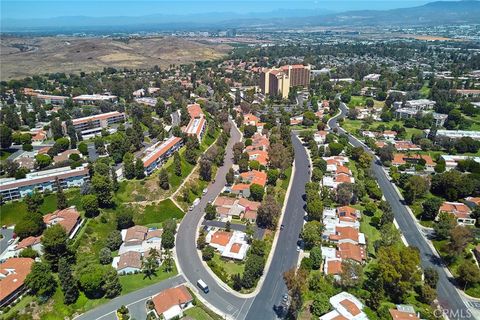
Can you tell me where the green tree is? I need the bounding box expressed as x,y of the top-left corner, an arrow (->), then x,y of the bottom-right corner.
256,195 -> 281,229
103,267 -> 122,298
55,178 -> 68,210
135,158 -> 145,179
123,152 -> 135,179
205,203 -> 217,220
434,211 -> 456,240
249,183 -> 265,202
35,154 -> 52,169
142,248 -> 160,279
306,198 -> 323,221
174,151 -> 182,176
42,224 -> 69,271
448,226 -> 473,257
25,191 -> 43,213
424,267 -> 439,288
158,168 -> 169,190
78,264 -> 106,299
58,258 -> 79,304
310,246 -> 323,270
458,260 -> 480,289
404,175 -> 429,204
14,212 -> 45,239
267,169 -> 279,185
301,221 -> 324,249
91,174 -> 113,207
202,246 -> 215,261
99,247 -> 113,265
328,142 -> 344,156
422,197 -> 443,220
199,158 -> 212,181
78,142 -> 88,156
0,124 -> 12,148
226,168 -> 235,185
310,292 -> 331,316
116,207 -> 134,230
161,229 -> 175,249
106,230 -> 123,251
25,262 -> 57,300
81,195 -> 100,218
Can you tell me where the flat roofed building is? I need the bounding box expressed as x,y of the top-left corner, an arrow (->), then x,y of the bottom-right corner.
142,136 -> 183,176
63,111 -> 126,135
0,164 -> 89,201
36,94 -> 68,105
429,129 -> 480,140
72,94 -> 117,104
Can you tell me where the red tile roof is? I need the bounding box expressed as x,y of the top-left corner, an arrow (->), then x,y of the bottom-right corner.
329,226 -> 359,242
439,202 -> 472,219
43,208 -> 80,235
326,260 -> 343,275
340,299 -> 362,316
0,258 -> 34,303
187,103 -> 203,118
152,285 -> 193,315
117,251 -> 142,271
239,170 -> 267,187
210,231 -> 232,247
15,236 -> 42,250
336,243 -> 366,263
143,137 -> 182,168
389,308 -> 420,320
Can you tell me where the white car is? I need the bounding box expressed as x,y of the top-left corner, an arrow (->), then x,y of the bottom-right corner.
202,188 -> 208,195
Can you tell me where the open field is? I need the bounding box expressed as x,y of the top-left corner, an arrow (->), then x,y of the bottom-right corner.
0,36 -> 231,80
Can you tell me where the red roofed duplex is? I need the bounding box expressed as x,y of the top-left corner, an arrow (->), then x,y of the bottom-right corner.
152,285 -> 193,317
43,207 -> 81,236
336,243 -> 366,263
240,170 -> 267,187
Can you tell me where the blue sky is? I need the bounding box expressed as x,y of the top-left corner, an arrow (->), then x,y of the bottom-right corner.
1,0 -> 438,20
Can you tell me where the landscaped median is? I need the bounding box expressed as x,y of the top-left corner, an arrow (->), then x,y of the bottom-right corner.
196,119 -> 294,295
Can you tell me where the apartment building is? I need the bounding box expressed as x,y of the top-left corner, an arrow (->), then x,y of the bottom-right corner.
0,164 -> 89,201
183,103 -> 206,140
62,111 -> 126,137
72,94 -> 117,104
142,136 -> 183,176
260,65 -> 311,98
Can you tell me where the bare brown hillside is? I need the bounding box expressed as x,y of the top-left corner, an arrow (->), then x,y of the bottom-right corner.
0,36 -> 231,79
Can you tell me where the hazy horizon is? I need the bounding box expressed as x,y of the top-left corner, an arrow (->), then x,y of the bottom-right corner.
2,0 -> 439,20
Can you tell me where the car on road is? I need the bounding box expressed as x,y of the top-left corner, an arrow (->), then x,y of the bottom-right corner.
7,239 -> 14,245
188,206 -> 194,211
193,198 -> 200,206
296,246 -> 301,252
197,279 -> 209,293
202,188 -> 208,195
280,224 -> 284,230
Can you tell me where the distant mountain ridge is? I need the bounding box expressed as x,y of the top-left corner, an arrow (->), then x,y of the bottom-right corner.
1,1 -> 478,33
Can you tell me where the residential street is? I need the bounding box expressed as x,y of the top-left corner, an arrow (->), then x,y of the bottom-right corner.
244,133 -> 310,319
328,103 -> 478,319
74,275 -> 186,320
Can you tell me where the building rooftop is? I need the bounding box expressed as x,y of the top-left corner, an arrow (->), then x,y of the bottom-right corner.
0,258 -> 34,303
152,285 -> 193,316
142,136 -> 183,168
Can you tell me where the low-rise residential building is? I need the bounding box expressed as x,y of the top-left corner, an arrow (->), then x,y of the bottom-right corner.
245,133 -> 269,152
440,155 -> 480,171
314,131 -> 328,145
36,94 -> 68,105
13,236 -> 43,256
0,258 -> 34,307
329,226 -> 366,246
439,201 -> 475,226
63,111 -> 126,137
389,305 -> 420,320
114,251 -> 142,274
0,164 -> 89,201
53,149 -> 81,163
319,291 -> 368,320
214,196 -> 261,221
455,89 -> 480,98
429,129 -> 480,140
183,103 -> 206,140
404,99 -> 436,111
151,285 -> 193,320
290,115 -> 303,126
118,225 -> 163,255
392,154 -> 435,171
247,150 -> 269,166
206,230 -> 250,260
43,207 -> 82,238
243,113 -> 260,126
363,73 -> 381,81
394,141 -> 421,151
142,136 -> 183,176
72,94 -> 117,104
336,242 -> 367,263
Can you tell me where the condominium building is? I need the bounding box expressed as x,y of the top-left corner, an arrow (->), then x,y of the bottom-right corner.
72,94 -> 117,104
36,94 -> 68,105
63,111 -> 126,137
183,103 -> 206,140
0,164 -> 89,201
142,136 -> 183,176
260,65 -> 310,98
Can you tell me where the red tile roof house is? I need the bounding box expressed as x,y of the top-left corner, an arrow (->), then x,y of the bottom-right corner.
243,113 -> 259,126
232,170 -> 267,198
392,153 -> 435,172
13,236 -> 43,255
43,207 -> 82,239
0,258 -> 34,307
438,201 -> 475,226
151,285 -> 193,320
389,305 -> 420,320
329,226 -> 366,246
247,150 -> 269,166
336,243 -> 367,264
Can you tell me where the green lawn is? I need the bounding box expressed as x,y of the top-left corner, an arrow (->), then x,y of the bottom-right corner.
0,189 -> 82,226
134,199 -> 184,228
347,96 -> 383,109
420,83 -> 430,98
359,210 -> 382,255
184,307 -> 219,320
119,264 -> 178,294
0,148 -> 14,160
212,253 -> 245,276
341,119 -> 423,140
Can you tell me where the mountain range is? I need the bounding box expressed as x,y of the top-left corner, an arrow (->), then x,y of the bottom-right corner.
1,1 -> 479,33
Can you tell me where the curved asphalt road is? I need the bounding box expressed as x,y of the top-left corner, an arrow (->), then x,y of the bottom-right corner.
176,120 -> 310,319
329,103 -> 477,319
